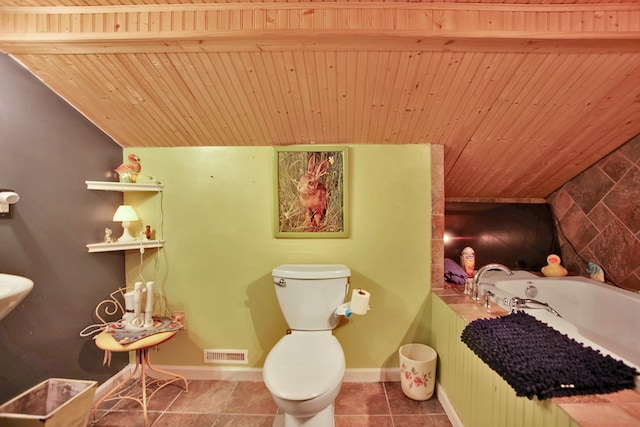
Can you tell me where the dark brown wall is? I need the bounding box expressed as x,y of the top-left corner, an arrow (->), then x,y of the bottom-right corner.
0,54 -> 127,402
445,202 -> 560,273
547,134 -> 640,291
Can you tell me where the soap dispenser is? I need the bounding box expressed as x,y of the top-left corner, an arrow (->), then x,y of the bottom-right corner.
461,247 -> 476,296
460,247 -> 475,277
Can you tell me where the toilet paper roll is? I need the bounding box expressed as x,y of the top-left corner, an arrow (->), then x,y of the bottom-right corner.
350,289 -> 370,315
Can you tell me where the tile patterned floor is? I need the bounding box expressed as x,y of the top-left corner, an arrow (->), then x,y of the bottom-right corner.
91,380 -> 453,427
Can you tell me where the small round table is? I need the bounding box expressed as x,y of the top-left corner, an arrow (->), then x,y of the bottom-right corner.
93,330 -> 188,426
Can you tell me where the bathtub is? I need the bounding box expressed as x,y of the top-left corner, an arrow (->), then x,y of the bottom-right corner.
479,271 -> 640,390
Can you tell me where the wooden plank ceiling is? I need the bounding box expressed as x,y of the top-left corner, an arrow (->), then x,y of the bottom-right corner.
1,1 -> 639,200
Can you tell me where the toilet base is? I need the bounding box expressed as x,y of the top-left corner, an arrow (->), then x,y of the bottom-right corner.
280,402 -> 335,427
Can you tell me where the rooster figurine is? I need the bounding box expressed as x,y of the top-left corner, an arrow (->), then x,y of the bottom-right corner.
115,154 -> 141,183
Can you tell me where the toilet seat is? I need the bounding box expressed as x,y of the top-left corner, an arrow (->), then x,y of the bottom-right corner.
264,331 -> 345,401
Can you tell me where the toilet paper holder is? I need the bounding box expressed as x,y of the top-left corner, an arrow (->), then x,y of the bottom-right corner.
334,303 -> 353,318
333,302 -> 372,318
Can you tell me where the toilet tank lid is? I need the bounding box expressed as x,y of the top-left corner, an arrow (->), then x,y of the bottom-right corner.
273,264 -> 351,279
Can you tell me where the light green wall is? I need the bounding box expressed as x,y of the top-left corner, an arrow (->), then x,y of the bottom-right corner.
123,145 -> 432,369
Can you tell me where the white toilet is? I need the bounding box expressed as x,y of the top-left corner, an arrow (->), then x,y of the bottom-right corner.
263,264 -> 351,427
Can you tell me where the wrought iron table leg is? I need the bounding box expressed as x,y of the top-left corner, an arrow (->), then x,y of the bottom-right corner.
92,355 -> 141,422
92,348 -> 188,426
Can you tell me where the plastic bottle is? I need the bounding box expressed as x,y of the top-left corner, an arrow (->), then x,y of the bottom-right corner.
460,247 -> 475,278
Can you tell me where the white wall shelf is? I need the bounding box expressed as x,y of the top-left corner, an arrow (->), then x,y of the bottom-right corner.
86,180 -> 165,252
87,240 -> 165,253
85,181 -> 164,192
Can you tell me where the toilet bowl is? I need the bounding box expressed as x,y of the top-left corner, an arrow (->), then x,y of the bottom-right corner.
264,331 -> 345,425
263,264 -> 351,427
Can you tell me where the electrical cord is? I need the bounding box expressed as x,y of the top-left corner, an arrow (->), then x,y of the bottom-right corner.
127,175 -> 169,316
154,188 -> 169,316
79,321 -> 122,338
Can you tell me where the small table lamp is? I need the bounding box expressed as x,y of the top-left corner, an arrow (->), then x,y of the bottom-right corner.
113,205 -> 139,242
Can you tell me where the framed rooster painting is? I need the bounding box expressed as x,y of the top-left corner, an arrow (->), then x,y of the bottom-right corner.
273,146 -> 349,238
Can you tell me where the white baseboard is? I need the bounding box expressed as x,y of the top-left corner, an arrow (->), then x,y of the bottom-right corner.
154,365 -> 264,381
94,365 -> 133,402
343,368 -> 400,382
145,365 -> 401,383
436,382 -> 464,427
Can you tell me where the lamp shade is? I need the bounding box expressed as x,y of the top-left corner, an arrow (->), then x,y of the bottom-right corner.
113,205 -> 139,222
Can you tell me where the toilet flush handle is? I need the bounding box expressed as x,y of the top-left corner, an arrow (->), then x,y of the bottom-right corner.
276,279 -> 286,287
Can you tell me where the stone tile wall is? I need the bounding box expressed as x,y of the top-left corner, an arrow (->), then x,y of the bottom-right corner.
547,134 -> 640,291
431,145 -> 445,289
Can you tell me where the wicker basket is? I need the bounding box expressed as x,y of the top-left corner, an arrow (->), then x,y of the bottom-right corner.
0,378 -> 97,427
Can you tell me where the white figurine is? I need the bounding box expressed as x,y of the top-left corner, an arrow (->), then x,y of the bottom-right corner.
104,228 -> 114,243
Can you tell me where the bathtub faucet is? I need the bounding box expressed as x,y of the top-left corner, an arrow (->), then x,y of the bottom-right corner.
472,263 -> 514,301
510,297 -> 562,317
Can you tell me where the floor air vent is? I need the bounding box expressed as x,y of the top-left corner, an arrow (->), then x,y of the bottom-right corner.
203,349 -> 248,364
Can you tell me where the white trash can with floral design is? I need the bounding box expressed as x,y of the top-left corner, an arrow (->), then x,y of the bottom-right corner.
399,343 -> 437,400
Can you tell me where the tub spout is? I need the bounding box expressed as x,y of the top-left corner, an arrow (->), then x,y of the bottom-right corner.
471,263 -> 514,301
510,297 -> 562,317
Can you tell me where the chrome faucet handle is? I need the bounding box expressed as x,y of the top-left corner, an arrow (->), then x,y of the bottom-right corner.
463,277 -> 474,296
484,290 -> 495,309
470,278 -> 483,302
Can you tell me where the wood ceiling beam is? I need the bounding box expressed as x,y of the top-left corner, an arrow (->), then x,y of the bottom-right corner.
1,3 -> 639,54
1,2 -> 639,13
2,34 -> 640,55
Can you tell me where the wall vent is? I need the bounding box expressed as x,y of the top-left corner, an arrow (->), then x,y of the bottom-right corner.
203,349 -> 248,364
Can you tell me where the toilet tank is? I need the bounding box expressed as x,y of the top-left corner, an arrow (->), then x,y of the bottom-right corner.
272,264 -> 351,331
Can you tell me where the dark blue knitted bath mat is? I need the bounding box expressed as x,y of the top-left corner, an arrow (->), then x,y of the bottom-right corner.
460,311 -> 637,400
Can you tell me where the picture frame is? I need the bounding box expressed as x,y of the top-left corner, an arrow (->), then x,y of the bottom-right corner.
274,146 -> 349,238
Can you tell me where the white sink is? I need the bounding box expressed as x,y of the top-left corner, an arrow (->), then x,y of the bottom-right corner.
0,274 -> 34,321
